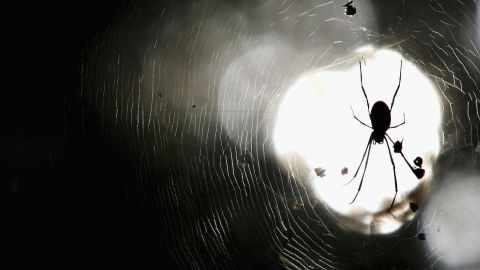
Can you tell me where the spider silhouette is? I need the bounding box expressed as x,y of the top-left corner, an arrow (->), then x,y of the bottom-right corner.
345,60 -> 424,211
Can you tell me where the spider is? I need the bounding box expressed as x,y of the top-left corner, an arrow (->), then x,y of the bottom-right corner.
346,60 -> 425,211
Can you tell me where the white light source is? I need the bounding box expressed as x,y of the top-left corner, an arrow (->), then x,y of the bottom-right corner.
273,47 -> 442,233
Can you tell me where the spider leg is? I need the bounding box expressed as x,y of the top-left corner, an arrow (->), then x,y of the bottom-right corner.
359,61 -> 371,115
390,113 -> 406,129
400,151 -> 416,173
386,133 -> 424,178
343,134 -> 373,186
349,136 -> 373,204
390,60 -> 403,111
385,139 -> 398,212
350,105 -> 372,129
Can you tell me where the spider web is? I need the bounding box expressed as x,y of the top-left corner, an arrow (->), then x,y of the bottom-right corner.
77,0 -> 480,269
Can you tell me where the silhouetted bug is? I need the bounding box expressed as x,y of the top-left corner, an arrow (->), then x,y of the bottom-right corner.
342,1 -> 356,16
314,167 -> 326,177
409,202 -> 419,212
414,157 -> 423,167
417,232 -> 426,240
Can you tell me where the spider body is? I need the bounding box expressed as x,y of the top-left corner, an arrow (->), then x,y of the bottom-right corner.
370,101 -> 391,144
347,60 -> 424,212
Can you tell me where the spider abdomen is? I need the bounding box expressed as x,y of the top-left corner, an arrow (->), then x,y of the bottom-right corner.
370,101 -> 391,143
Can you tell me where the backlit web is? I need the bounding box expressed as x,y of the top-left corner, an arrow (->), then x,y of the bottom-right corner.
80,0 -> 480,269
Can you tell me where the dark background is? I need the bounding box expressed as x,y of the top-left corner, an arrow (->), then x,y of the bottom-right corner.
4,0 -> 157,266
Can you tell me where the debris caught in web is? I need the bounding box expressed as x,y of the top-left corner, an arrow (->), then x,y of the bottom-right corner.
417,233 -> 427,241
314,167 -> 326,177
342,1 -> 356,16
409,202 -> 419,212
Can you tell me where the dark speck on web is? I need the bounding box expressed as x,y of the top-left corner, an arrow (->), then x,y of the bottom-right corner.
414,157 -> 423,167
342,1 -> 356,16
314,167 -> 326,177
409,202 -> 419,212
417,233 -> 426,240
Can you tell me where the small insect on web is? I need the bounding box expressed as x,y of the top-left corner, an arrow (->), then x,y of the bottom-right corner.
314,167 -> 327,177
345,60 -> 425,212
342,1 -> 356,16
409,201 -> 419,212
417,232 -> 427,241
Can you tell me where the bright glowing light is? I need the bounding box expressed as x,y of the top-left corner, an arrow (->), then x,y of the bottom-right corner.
422,172 -> 480,268
273,48 -> 442,233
